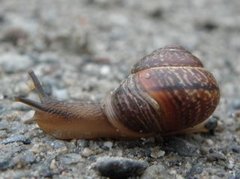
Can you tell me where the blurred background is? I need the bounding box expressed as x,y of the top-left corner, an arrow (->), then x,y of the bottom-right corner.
0,0 -> 240,178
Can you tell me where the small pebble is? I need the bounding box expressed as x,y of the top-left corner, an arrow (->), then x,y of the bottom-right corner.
93,157 -> 148,179
81,147 -> 94,157
200,146 -> 209,155
20,110 -> 35,124
49,140 -> 66,150
226,159 -> 234,169
142,164 -> 173,179
77,139 -> 89,148
50,159 -> 57,170
207,152 -> 226,162
204,116 -> 219,132
58,153 -> 82,165
150,147 -> 165,159
205,139 -> 214,146
163,137 -> 198,157
1,135 -> 31,145
230,144 -> 240,153
103,141 -> 113,150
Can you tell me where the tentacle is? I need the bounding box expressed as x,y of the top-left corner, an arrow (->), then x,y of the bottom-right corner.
28,71 -> 48,101
15,71 -> 48,110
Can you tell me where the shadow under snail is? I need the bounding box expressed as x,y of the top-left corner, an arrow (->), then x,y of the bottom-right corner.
15,45 -> 220,139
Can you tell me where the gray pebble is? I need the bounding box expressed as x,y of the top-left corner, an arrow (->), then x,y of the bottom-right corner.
0,159 -> 11,170
77,139 -> 89,148
230,144 -> 240,153
58,153 -> 82,165
93,156 -> 148,179
163,137 -> 198,157
200,146 -> 209,155
207,152 -> 226,162
150,147 -> 165,159
0,53 -> 32,73
204,116 -> 219,132
1,135 -> 31,145
48,140 -> 66,150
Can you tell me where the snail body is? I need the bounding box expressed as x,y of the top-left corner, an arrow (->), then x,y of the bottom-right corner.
16,45 -> 220,139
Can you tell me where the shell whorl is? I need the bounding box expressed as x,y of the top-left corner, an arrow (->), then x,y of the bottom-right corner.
103,45 -> 220,135
132,45 -> 203,73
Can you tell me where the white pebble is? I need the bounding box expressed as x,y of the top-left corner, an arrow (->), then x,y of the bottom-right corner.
21,110 -> 35,124
81,147 -> 94,157
103,141 -> 113,149
205,139 -> 214,146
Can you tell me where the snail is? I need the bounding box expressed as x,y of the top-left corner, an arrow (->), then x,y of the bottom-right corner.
15,45 -> 220,139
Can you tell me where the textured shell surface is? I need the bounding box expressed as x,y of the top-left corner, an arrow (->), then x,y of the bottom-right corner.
132,45 -> 203,73
104,45 -> 220,135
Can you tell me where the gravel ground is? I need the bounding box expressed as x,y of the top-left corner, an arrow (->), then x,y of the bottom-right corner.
0,0 -> 240,178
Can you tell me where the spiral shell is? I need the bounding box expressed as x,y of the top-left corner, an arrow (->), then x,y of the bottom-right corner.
103,45 -> 220,136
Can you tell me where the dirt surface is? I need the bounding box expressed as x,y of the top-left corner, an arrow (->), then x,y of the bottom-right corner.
0,0 -> 240,178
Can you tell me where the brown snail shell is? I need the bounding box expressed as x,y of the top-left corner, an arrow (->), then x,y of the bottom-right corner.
104,45 -> 220,136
